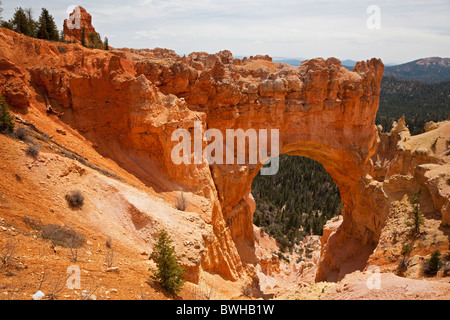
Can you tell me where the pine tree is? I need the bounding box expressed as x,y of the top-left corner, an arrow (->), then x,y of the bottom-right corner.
0,96 -> 15,133
104,37 -> 109,50
36,8 -> 59,41
80,26 -> 86,46
0,1 -> 3,22
24,7 -> 36,37
426,250 -> 442,274
150,229 -> 185,296
407,190 -> 424,235
87,32 -> 103,49
11,7 -> 32,36
36,16 -> 49,40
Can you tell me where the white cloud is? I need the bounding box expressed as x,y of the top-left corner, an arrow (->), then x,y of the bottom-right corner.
1,0 -> 449,63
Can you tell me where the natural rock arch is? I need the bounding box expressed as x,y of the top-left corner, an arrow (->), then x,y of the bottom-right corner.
3,27 -> 387,281
199,57 -> 387,281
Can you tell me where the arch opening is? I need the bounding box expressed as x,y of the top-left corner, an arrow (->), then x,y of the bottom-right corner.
251,154 -> 343,253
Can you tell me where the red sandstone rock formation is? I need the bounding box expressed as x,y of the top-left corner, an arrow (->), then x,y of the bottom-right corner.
0,26 -> 385,281
63,6 -> 97,44
1,23 -> 448,284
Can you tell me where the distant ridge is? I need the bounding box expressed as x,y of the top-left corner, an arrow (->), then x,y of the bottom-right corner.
384,57 -> 450,83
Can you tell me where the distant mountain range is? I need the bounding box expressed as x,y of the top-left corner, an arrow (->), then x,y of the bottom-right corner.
273,57 -> 450,83
384,57 -> 450,83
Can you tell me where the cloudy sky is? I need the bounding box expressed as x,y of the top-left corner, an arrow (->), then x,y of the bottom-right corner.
2,0 -> 449,64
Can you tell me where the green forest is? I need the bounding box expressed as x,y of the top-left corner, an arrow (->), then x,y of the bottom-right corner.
252,75 -> 450,252
377,76 -> 450,135
252,155 -> 342,251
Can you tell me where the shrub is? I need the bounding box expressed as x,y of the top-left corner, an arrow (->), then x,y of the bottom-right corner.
65,190 -> 84,209
431,138 -> 438,150
41,224 -> 84,248
397,257 -> 409,276
425,250 -> 442,275
26,143 -> 40,158
149,229 -> 185,296
401,243 -> 412,256
14,126 -> 29,141
241,284 -> 252,297
175,192 -> 186,211
0,95 -> 14,133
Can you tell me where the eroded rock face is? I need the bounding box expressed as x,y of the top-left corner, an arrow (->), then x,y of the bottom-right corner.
63,6 -> 97,44
0,26 -> 387,282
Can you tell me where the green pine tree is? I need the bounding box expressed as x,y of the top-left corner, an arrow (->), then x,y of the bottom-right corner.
87,32 -> 103,49
36,8 -> 59,41
407,190 -> 424,235
24,7 -> 37,37
427,250 -> 442,274
104,37 -> 109,50
150,229 -> 185,296
80,26 -> 86,46
0,96 -> 15,133
36,16 -> 49,40
11,7 -> 32,36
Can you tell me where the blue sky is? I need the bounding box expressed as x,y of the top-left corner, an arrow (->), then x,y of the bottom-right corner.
2,0 -> 449,64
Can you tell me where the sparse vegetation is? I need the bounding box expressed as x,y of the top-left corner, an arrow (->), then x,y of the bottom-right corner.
44,274 -> 66,300
397,257 -> 409,276
175,192 -> 187,211
406,190 -> 424,235
0,95 -> 14,133
424,250 -> 442,276
105,236 -> 114,268
59,149 -> 122,180
401,243 -> 412,256
431,137 -> 438,151
26,143 -> 40,158
0,240 -> 17,269
241,284 -> 252,297
41,224 -> 84,248
149,229 -> 185,296
65,190 -> 85,209
15,126 -> 29,141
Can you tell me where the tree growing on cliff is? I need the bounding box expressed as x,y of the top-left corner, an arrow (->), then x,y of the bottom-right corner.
406,189 -> 424,235
36,8 -> 59,41
425,250 -> 442,275
80,26 -> 86,46
24,7 -> 37,37
87,32 -> 103,49
10,7 -> 33,36
0,95 -> 15,133
104,37 -> 109,50
149,229 -> 185,296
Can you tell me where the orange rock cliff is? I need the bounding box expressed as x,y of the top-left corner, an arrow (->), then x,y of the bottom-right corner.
0,8 -> 449,289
